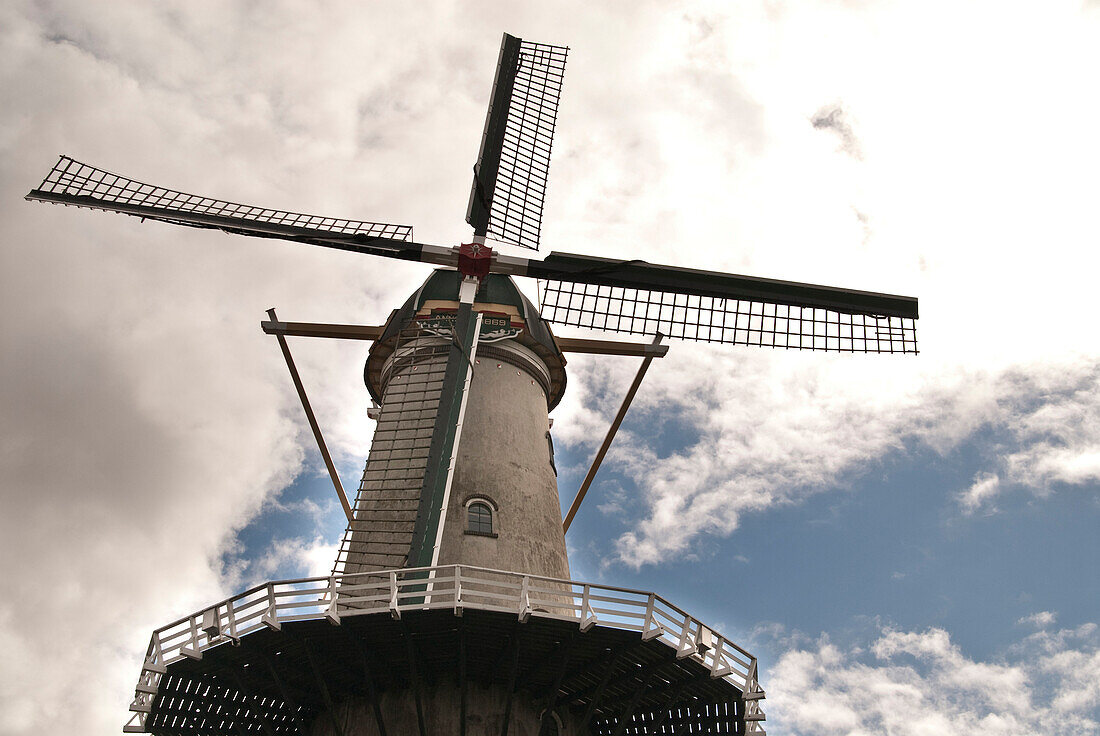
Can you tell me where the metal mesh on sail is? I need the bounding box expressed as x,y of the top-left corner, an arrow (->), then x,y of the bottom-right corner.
29,155 -> 413,241
539,280 -> 918,353
485,40 -> 568,250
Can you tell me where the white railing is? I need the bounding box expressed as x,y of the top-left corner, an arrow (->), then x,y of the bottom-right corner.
125,564 -> 765,733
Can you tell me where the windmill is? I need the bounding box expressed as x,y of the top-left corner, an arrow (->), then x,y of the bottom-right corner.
27,31 -> 916,736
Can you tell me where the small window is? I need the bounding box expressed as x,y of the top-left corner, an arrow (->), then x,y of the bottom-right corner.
466,501 -> 494,535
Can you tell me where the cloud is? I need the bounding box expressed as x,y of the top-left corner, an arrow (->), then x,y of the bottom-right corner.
577,357 -> 1100,568
811,103 -> 863,159
242,535 -> 340,583
956,366 -> 1100,514
1018,611 -> 1058,628
595,481 -> 628,517
960,472 -> 1002,513
766,623 -> 1100,735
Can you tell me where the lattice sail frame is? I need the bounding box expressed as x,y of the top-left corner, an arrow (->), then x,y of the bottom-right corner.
30,155 -> 413,241
539,280 -> 918,353
485,39 -> 568,251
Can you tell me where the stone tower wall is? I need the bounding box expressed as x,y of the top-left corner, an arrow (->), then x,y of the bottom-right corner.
437,347 -> 569,580
338,329 -> 569,582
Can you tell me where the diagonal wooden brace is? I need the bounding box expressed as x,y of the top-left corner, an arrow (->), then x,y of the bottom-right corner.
265,308 -> 354,523
563,333 -> 665,532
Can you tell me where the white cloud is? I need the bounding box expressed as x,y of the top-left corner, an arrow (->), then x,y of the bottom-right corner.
961,472 -> 1003,514
1018,611 -> 1058,628
577,357 -> 1100,567
249,536 -> 340,582
767,623 -> 1100,735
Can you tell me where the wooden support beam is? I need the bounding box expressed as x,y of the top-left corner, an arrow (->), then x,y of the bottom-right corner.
516,634 -> 569,691
404,632 -> 428,736
555,336 -> 669,358
345,635 -> 388,736
260,319 -> 669,357
660,705 -> 744,734
561,643 -> 671,706
262,320 -> 385,341
229,711 -> 251,736
531,634 -> 576,710
553,641 -> 638,708
233,648 -> 314,722
642,675 -> 699,731
264,309 -> 354,524
581,652 -> 677,712
225,667 -> 277,736
360,646 -> 389,736
728,697 -> 743,731
184,673 -> 251,736
563,333 -> 664,533
610,680 -> 649,736
459,622 -> 468,736
499,635 -> 521,736
303,644 -> 345,736
261,653 -> 309,736
488,624 -> 520,688
576,648 -> 626,730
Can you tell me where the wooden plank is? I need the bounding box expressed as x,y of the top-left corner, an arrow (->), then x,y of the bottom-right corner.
304,643 -> 345,736
262,321 -> 384,341
555,336 -> 668,357
260,320 -> 669,357
499,635 -> 521,736
563,334 -> 665,532
265,309 -> 354,524
405,631 -> 428,736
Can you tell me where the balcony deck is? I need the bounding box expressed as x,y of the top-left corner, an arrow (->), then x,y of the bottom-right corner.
125,564 -> 765,735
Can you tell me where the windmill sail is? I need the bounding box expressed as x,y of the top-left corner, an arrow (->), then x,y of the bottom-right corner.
533,252 -> 918,353
26,155 -> 417,259
467,33 -> 568,251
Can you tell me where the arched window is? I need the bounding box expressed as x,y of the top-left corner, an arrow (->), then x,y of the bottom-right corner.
466,501 -> 494,535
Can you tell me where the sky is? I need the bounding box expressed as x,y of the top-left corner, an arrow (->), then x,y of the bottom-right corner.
1,1 -> 1099,734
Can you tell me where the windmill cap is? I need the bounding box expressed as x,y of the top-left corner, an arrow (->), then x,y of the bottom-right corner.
365,270 -> 568,409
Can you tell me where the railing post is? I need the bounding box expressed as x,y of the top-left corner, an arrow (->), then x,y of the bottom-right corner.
123,712 -> 147,733
389,571 -> 402,620
181,616 -> 202,660
262,583 -> 281,630
709,636 -> 733,678
579,584 -> 597,632
454,565 -> 464,617
325,576 -> 341,625
641,593 -> 661,640
518,575 -> 531,622
675,615 -> 696,659
144,633 -> 167,674
225,598 -> 240,643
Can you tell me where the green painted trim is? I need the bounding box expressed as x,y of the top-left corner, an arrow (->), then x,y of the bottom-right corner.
407,301 -> 479,569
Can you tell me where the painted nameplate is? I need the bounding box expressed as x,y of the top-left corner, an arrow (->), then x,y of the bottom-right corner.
416,310 -> 524,343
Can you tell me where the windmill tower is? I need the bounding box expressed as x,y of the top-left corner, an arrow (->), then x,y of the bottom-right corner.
26,32 -> 918,736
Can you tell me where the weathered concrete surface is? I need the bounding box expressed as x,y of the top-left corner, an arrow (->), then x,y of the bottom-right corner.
309,681 -> 581,735
437,353 -> 570,580
340,336 -> 569,580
